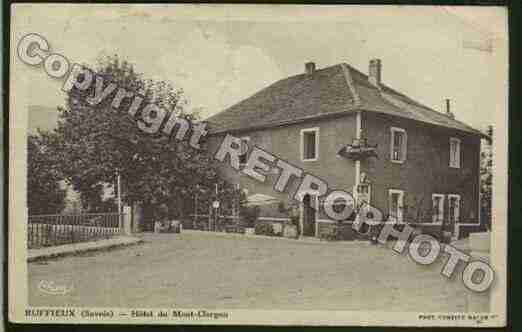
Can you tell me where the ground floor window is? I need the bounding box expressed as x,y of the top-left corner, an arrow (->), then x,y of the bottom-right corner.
432,194 -> 445,223
448,194 -> 461,223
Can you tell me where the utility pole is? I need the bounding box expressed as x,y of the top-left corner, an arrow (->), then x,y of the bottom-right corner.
235,183 -> 240,226
117,171 -> 122,230
194,193 -> 198,229
214,183 -> 219,231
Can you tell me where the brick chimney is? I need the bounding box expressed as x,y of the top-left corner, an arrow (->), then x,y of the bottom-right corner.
445,98 -> 455,118
368,59 -> 382,86
305,62 -> 316,75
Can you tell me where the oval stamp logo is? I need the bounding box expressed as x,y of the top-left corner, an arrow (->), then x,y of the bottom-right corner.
38,280 -> 73,295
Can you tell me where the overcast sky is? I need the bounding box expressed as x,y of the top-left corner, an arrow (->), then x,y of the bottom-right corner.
11,4 -> 507,133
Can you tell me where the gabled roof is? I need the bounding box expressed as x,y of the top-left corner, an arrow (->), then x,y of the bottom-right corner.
206,63 -> 485,138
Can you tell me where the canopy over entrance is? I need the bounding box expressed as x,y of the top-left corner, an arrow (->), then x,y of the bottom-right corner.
245,193 -> 280,207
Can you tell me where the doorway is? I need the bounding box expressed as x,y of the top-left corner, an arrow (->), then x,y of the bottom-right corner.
302,194 -> 317,237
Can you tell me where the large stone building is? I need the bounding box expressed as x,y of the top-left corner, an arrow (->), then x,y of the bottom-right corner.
205,59 -> 487,239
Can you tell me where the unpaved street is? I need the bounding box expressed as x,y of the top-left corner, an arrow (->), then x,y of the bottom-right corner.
29,232 -> 488,311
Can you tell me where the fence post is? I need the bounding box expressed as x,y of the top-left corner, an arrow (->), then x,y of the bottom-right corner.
208,206 -> 212,231
194,194 -> 198,230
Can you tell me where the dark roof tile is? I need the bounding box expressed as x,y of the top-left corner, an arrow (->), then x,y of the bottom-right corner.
206,62 -> 485,137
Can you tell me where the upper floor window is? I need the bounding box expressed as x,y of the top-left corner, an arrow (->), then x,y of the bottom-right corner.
239,137 -> 250,166
388,189 -> 404,222
390,127 -> 407,163
449,137 -> 461,168
432,193 -> 445,223
301,127 -> 319,161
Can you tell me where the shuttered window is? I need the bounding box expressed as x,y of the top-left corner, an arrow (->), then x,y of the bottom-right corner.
390,127 -> 407,163
449,137 -> 461,168
301,128 -> 319,161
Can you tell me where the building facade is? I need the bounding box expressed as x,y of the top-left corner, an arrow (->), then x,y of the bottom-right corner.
205,59 -> 486,239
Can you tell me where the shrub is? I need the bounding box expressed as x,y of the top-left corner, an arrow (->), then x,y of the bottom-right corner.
254,222 -> 275,236
241,205 -> 260,228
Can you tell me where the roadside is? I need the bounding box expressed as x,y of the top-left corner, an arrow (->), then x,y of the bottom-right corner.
28,236 -> 143,262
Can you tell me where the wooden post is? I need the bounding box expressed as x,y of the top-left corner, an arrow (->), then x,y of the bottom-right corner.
117,171 -> 122,230
123,205 -> 132,235
132,203 -> 143,233
194,193 -> 198,230
208,205 -> 212,231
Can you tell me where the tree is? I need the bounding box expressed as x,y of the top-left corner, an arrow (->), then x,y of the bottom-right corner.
27,132 -> 66,215
480,125 -> 493,230
75,183 -> 116,213
51,55 -> 227,224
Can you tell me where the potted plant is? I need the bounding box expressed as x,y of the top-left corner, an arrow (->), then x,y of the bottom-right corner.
278,202 -> 299,239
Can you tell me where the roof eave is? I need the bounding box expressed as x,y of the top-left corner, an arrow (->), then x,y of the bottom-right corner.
208,107 -> 488,140
357,108 -> 489,139
208,108 -> 360,136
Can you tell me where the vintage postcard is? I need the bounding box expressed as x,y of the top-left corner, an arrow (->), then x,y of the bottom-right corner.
8,3 -> 508,327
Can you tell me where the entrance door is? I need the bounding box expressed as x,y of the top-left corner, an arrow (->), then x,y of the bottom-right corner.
302,194 -> 316,236
447,194 -> 461,240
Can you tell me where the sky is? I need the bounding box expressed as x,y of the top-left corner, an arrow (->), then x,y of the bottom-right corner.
11,4 -> 508,133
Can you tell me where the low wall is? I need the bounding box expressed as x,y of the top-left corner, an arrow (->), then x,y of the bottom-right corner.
457,224 -> 485,239
186,213 -> 484,243
317,221 -> 446,241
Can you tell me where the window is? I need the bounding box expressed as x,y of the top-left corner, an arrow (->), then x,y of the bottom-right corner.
239,137 -> 250,166
388,189 -> 404,222
301,128 -> 319,161
432,194 -> 445,223
449,137 -> 461,168
390,127 -> 407,163
448,194 -> 460,223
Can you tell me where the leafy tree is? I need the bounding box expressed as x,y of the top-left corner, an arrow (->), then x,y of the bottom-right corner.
480,125 -> 493,230
51,55 -> 229,225
27,132 -> 66,214
75,183 -> 116,213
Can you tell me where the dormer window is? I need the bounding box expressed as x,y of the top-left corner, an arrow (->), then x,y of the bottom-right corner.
301,127 -> 319,161
390,127 -> 407,163
449,137 -> 461,168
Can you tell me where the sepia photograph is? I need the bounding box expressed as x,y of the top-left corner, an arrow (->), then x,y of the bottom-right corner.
8,4 -> 508,327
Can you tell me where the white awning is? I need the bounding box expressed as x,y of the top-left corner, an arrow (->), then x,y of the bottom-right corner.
245,193 -> 280,206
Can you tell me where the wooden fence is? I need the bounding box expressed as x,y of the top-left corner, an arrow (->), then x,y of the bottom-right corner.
28,213 -> 124,249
